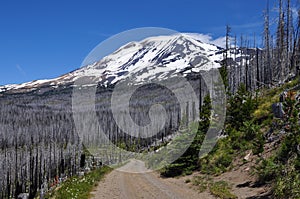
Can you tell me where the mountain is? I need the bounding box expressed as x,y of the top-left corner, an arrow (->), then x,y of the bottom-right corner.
0,33 -> 246,94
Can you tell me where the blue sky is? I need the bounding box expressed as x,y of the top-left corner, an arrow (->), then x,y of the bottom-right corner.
0,0 -> 295,85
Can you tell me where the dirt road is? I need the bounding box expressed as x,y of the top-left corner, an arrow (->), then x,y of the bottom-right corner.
90,159 -> 214,199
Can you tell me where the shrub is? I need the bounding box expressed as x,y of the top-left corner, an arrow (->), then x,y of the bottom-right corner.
274,172 -> 300,199
257,159 -> 280,183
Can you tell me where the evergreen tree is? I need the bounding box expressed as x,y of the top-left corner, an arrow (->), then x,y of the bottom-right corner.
199,95 -> 212,132
161,95 -> 212,177
227,84 -> 257,129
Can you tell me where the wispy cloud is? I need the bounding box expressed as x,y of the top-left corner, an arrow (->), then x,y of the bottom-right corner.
206,21 -> 263,37
291,7 -> 298,20
271,5 -> 299,24
208,22 -> 263,35
231,22 -> 263,29
86,31 -> 112,38
16,64 -> 27,77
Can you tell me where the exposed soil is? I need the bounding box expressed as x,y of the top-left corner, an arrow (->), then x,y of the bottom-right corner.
214,154 -> 271,199
90,159 -> 214,199
91,151 -> 273,199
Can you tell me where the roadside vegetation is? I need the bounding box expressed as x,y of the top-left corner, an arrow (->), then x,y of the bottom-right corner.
256,79 -> 300,198
189,175 -> 237,199
45,166 -> 112,199
161,77 -> 300,198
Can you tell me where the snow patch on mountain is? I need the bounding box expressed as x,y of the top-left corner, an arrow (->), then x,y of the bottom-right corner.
0,33 -> 234,93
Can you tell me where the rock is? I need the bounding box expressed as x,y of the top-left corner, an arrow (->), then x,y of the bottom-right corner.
244,151 -> 252,162
272,103 -> 285,118
245,167 -> 250,171
85,166 -> 91,173
78,171 -> 85,176
18,193 -> 29,199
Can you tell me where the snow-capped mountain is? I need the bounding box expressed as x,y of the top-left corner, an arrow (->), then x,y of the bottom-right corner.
0,33 -> 242,94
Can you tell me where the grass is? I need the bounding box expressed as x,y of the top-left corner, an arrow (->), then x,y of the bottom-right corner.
192,175 -> 212,193
46,166 -> 112,199
209,181 -> 237,199
254,77 -> 300,198
254,77 -> 299,123
191,175 -> 237,198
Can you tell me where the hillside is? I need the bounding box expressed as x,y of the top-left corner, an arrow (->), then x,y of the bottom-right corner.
160,78 -> 300,198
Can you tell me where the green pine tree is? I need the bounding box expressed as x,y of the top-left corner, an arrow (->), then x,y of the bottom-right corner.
161,95 -> 212,177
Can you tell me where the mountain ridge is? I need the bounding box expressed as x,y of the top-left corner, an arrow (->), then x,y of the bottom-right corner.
0,33 -> 249,94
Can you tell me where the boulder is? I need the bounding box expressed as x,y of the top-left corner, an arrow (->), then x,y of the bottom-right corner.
272,103 -> 284,118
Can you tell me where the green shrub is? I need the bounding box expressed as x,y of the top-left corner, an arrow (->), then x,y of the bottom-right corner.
252,132 -> 265,155
242,121 -> 260,141
274,172 -> 300,199
215,153 -> 233,169
257,159 -> 280,183
161,163 -> 185,177
160,95 -> 212,177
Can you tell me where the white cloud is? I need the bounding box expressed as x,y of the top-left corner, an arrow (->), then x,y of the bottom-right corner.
231,22 -> 263,29
210,37 -> 227,48
183,33 -> 229,48
16,64 -> 27,77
